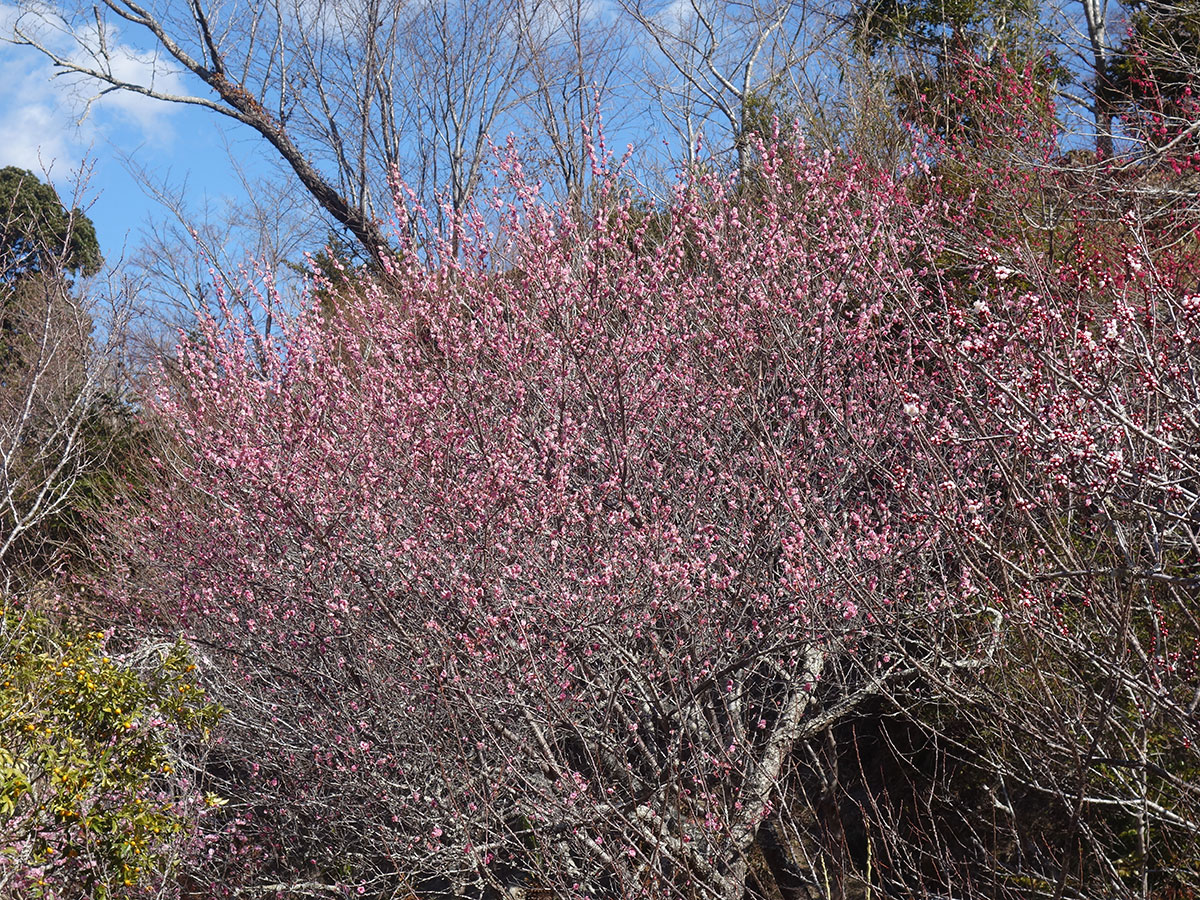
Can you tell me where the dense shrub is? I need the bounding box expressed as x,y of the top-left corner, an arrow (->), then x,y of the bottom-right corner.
0,600 -> 222,899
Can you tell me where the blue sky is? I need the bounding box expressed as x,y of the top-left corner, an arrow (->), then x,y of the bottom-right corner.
0,13 -> 273,268
0,0 -> 766,276
1,0 -> 1118,281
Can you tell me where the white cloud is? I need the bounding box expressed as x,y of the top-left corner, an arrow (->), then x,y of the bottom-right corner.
656,0 -> 702,30
82,43 -> 187,140
582,0 -> 623,24
0,3 -> 184,170
0,27 -> 89,169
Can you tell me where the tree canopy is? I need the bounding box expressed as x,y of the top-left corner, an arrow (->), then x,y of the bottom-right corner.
0,167 -> 102,283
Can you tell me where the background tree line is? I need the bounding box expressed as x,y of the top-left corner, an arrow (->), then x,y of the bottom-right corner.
9,0 -> 1189,274
4,0 -> 1200,898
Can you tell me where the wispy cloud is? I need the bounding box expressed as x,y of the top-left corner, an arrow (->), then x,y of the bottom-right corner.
0,3 -> 184,171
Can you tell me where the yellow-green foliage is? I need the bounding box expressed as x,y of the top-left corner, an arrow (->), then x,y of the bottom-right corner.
0,603 -> 221,898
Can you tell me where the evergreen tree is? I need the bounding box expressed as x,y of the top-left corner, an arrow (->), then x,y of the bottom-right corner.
0,168 -> 101,283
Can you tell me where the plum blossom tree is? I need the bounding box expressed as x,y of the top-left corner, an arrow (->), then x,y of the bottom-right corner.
910,159 -> 1200,900
845,64 -> 1200,897
111,136 -> 978,898
112,64 -> 1200,898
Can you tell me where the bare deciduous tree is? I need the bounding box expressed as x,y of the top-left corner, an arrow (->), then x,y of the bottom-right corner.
621,0 -> 831,173
516,0 -> 637,209
0,172 -> 128,583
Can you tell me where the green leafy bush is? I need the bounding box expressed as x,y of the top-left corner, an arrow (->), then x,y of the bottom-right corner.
0,602 -> 221,898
